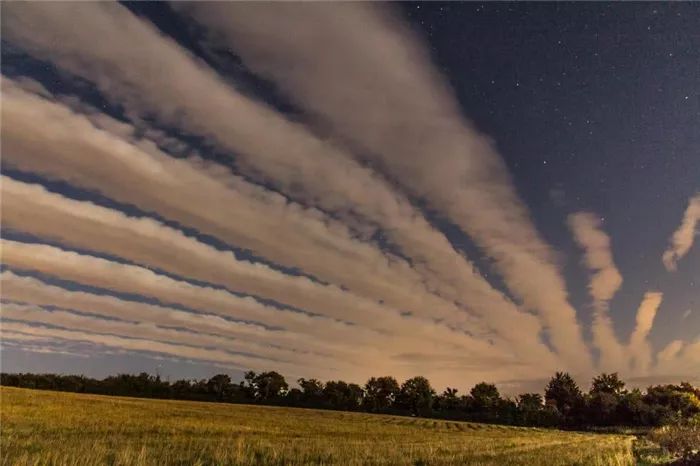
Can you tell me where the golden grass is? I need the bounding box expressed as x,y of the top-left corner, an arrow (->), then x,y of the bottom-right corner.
0,387 -> 634,465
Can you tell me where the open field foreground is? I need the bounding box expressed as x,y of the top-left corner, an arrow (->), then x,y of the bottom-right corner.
0,387 -> 635,466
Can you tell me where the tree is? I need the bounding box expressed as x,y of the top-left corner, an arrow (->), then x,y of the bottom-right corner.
466,383 -> 503,422
436,387 -> 459,413
364,376 -> 400,412
397,376 -> 435,416
322,380 -> 364,411
545,372 -> 583,422
591,373 -> 626,396
298,378 -> 324,405
245,371 -> 288,402
644,384 -> 700,425
207,374 -> 233,401
586,373 -> 627,426
470,383 -> 501,410
518,393 -> 543,410
586,391 -> 619,426
517,393 -> 545,426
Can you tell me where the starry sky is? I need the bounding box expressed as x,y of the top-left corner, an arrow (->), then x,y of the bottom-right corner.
1,2 -> 698,393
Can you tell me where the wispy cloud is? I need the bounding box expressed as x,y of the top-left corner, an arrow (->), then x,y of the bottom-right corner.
1,176 -> 501,356
179,2 -> 592,372
1,240 -> 550,387
0,271 -> 344,359
1,45 -> 555,368
662,193 -> 700,271
629,292 -> 663,375
2,2 -> 695,386
568,212 -> 626,371
0,3 -> 556,369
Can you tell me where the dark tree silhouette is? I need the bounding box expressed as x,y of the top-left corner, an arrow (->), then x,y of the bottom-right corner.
545,372 -> 584,423
364,376 -> 399,413
2,371 -> 698,429
397,376 -> 435,416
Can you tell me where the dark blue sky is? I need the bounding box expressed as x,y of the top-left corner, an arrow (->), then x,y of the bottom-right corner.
403,2 -> 700,347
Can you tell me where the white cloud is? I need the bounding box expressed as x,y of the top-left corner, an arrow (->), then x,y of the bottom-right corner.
179,2 -> 592,372
1,302 -> 348,375
0,270 -> 344,359
0,319 -> 319,379
568,212 -> 626,372
629,292 -> 663,375
2,240 -> 554,387
0,0 -> 565,372
662,193 -> 700,271
1,176 -> 502,355
0,75 -> 555,366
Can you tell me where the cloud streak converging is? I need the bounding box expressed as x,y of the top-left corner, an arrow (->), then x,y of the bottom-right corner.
629,292 -> 664,376
0,3 -> 557,368
662,193 -> 700,271
0,2 -> 696,388
178,2 -> 591,372
568,213 -> 626,371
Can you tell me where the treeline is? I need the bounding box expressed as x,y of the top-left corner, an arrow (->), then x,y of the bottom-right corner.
2,371 -> 699,428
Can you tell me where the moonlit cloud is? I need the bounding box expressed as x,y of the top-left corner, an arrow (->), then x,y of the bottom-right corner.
1,176 -> 503,356
178,2 -> 592,372
1,74 -> 555,367
662,193 -> 700,271
0,4 -> 553,366
568,212 -> 626,371
1,2 -> 697,388
629,292 -> 663,375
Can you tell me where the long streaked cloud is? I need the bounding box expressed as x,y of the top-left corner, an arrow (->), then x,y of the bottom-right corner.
0,319 -> 319,379
662,193 -> 700,271
0,78 -> 468,331
629,292 -> 663,375
5,2 -> 693,383
3,240 -> 552,386
568,212 -> 626,371
1,302 -> 348,375
0,76 -> 556,365
653,339 -> 700,378
0,240 -> 442,358
1,176 -> 508,358
0,271 -> 346,359
177,2 -> 591,372
0,1 -> 551,365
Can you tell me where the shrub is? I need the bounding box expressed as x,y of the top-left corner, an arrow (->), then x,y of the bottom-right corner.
648,421 -> 700,462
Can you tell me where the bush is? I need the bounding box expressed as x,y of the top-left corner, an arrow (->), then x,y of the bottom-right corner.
648,422 -> 700,462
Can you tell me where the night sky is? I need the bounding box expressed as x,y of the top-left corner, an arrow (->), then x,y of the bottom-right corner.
1,2 -> 698,392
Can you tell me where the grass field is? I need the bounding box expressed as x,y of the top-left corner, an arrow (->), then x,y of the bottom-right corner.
0,387 -> 635,466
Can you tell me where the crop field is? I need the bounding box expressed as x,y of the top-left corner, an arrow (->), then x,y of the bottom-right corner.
0,387 -> 634,466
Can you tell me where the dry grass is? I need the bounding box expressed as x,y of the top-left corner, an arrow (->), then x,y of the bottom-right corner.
0,387 -> 634,465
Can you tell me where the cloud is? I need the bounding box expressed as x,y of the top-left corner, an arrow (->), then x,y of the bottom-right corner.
178,2 -> 591,372
0,1 -> 563,371
652,339 -> 700,379
662,193 -> 700,271
1,176 -> 504,357
0,270 -> 344,359
0,79 -> 471,333
628,292 -> 663,375
568,212 -> 626,371
2,240 -> 555,387
657,340 -> 684,364
0,74 -> 556,366
1,302 -> 348,375
1,319 -> 319,379
0,4 -> 556,370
